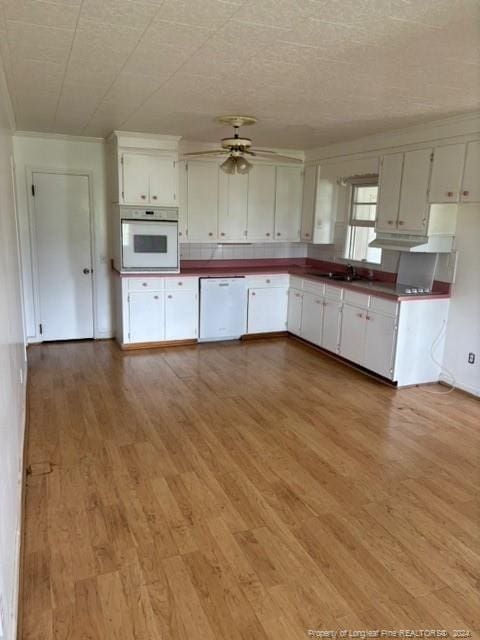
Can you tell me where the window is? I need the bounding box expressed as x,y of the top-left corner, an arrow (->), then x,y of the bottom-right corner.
344,182 -> 382,264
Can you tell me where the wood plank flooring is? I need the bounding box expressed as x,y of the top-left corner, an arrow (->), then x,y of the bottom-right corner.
23,338 -> 480,639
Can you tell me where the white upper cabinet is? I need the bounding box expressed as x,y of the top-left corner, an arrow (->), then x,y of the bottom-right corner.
219,171 -> 248,242
376,149 -> 432,235
398,148 -> 432,234
149,155 -> 177,206
313,173 -> 336,244
376,153 -> 403,233
178,161 -> 188,241
274,166 -> 302,241
247,164 -> 276,241
461,140 -> 480,202
122,152 -> 177,206
300,165 -> 316,242
429,143 -> 466,203
186,161 -> 219,242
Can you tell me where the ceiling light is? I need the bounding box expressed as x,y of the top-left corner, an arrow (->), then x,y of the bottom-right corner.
236,155 -> 252,174
220,156 -> 236,174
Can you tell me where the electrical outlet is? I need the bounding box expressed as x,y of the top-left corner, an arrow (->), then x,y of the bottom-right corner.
468,352 -> 475,364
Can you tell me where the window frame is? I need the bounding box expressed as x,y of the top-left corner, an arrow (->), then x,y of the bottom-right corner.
344,178 -> 381,264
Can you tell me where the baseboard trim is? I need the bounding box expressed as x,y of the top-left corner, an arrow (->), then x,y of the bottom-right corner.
241,331 -> 288,340
119,338 -> 198,351
439,379 -> 480,399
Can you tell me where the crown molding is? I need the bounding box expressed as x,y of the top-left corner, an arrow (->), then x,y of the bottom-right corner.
14,131 -> 105,144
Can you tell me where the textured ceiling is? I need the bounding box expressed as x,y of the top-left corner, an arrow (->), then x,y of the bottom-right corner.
0,0 -> 479,148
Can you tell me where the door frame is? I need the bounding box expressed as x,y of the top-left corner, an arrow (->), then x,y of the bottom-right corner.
25,166 -> 97,341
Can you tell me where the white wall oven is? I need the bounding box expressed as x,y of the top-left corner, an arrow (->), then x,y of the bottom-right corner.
117,206 -> 179,272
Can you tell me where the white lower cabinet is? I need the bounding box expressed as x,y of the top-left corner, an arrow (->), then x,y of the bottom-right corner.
339,304 -> 367,365
363,311 -> 397,378
300,292 -> 323,345
287,288 -> 303,335
128,291 -> 164,343
322,298 -> 341,353
165,290 -> 198,340
247,286 -> 288,333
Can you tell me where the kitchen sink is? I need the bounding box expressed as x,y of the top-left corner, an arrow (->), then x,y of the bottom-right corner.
306,271 -> 362,282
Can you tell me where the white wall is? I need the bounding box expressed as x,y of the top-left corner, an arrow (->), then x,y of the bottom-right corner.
442,204 -> 480,396
0,66 -> 27,640
13,134 -> 112,341
306,113 -> 480,395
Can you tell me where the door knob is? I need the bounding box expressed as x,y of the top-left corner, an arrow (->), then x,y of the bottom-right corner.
83,268 -> 91,274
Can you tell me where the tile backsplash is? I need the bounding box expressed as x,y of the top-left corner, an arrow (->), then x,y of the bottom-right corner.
180,242 -> 308,261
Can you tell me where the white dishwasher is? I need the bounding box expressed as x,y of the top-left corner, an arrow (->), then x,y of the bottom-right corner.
199,277 -> 247,341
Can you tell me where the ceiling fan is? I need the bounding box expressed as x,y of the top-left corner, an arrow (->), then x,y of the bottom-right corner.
182,115 -> 302,175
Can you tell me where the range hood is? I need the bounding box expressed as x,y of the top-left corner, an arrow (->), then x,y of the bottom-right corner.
369,233 -> 454,252
369,204 -> 456,253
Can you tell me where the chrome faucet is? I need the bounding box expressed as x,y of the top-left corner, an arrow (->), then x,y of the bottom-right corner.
346,264 -> 357,280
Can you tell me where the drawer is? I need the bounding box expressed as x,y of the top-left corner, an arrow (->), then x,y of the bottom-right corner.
302,278 -> 325,296
289,276 -> 303,290
247,274 -> 289,288
369,295 -> 398,317
165,276 -> 199,291
324,284 -> 343,300
343,289 -> 369,308
127,277 -> 164,291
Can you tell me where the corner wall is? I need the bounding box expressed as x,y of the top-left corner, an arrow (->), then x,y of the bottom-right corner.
0,65 -> 27,640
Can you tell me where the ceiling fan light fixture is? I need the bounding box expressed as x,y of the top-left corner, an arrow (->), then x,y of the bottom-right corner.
236,155 -> 252,175
220,155 -> 236,175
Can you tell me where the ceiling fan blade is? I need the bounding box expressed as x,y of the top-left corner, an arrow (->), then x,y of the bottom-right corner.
182,149 -> 227,157
249,150 -> 303,164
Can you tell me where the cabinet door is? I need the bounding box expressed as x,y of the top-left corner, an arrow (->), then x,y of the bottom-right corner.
149,156 -> 177,206
398,148 -> 432,234
275,166 -> 302,241
364,311 -> 396,378
313,175 -> 336,244
247,164 -> 276,241
247,287 -> 288,333
461,140 -> 480,202
122,153 -> 150,204
287,289 -> 303,335
376,153 -> 403,232
300,291 -> 323,345
322,298 -> 341,353
165,290 -> 198,340
300,165 -> 316,241
218,172 -> 248,241
128,291 -> 164,343
187,162 -> 219,242
429,143 -> 465,203
339,303 -> 366,365
178,160 -> 188,241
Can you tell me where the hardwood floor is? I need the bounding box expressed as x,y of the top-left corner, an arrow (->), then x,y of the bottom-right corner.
23,338 -> 480,639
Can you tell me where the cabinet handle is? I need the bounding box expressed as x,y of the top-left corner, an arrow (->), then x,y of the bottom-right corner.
220,232 -> 225,237
178,281 -> 183,286
152,195 -> 158,200
266,279 -> 271,283
305,232 -> 310,237
356,312 -> 363,318
208,232 -> 214,236
316,299 -> 321,304
447,191 -> 454,198
141,195 -> 146,199
463,190 -> 470,197
323,301 -> 327,307
295,293 -> 300,297
167,294 -> 172,299
251,292 -> 256,296
179,231 -> 183,236
398,220 -> 405,225
276,232 -> 281,236
142,282 -> 148,287
154,295 -> 159,300
266,232 -> 271,237
387,220 -> 393,225
366,315 -> 371,320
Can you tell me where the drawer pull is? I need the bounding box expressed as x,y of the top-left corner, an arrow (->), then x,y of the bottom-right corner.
447,191 -> 454,197
251,292 -> 256,296
167,294 -> 172,299
266,279 -> 271,284
142,282 -> 148,287
154,295 -> 159,300
178,281 -> 183,286
141,194 -> 146,200
356,312 -> 363,318
266,232 -> 271,237
463,190 -> 470,197
398,220 -> 405,225
152,195 -> 158,200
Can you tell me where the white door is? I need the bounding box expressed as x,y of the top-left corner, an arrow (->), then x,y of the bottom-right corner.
247,164 -> 276,241
33,172 -> 93,341
322,298 -> 341,353
300,165 -> 316,241
247,287 -> 288,333
363,311 -> 397,378
129,291 -> 164,343
122,153 -> 150,204
187,162 -> 219,241
165,290 -> 198,340
429,143 -> 466,203
461,140 -> 480,202
275,166 -> 302,241
339,304 -> 366,364
287,289 -> 303,335
376,153 -> 403,232
300,291 -> 323,345
397,148 -> 432,234
149,156 -> 177,206
218,171 -> 248,241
